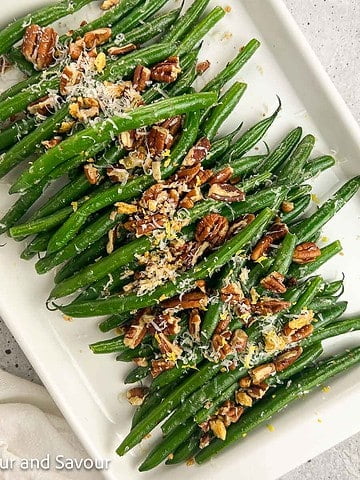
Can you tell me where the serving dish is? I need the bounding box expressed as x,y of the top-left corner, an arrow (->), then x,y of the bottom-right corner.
0,0 -> 359,478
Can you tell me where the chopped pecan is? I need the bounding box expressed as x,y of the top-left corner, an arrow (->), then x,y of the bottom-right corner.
209,167 -> 234,185
209,419 -> 227,440
125,213 -> 168,236
176,162 -> 202,183
199,432 -> 211,449
196,60 -> 211,74
104,81 -> 128,98
189,309 -> 201,342
196,169 -> 214,186
108,43 -> 137,55
133,64 -> 151,91
268,220 -> 289,242
140,183 -> 179,212
69,97 -> 99,122
162,291 -> 209,310
115,201 -> 138,215
251,221 -> 289,260
195,213 -> 229,247
107,167 -> 129,184
214,316 -> 231,334
159,116 -> 182,136
60,65 -> 82,95
208,183 -> 245,202
281,200 -> 294,213
260,271 -> 287,293
179,187 -> 203,209
217,400 -> 244,426
41,136 -> 62,149
230,329 -> 248,353
133,357 -> 148,367
84,163 -> 100,184
285,324 -> 314,343
235,391 -> 253,407
150,359 -> 175,378
57,121 -> 75,134
27,96 -> 57,116
148,125 -> 173,155
252,299 -> 291,316
120,130 -> 136,150
174,241 -> 208,270
246,382 -> 269,400
238,376 -> 252,388
274,346 -> 303,372
220,283 -> 244,304
69,38 -> 93,60
101,0 -> 119,9
249,363 -> 275,385
124,314 -> 147,349
126,386 -> 149,406
155,333 -> 182,359
228,214 -> 255,237
212,334 -> 232,359
233,298 -> 252,320
83,28 -> 112,49
285,310 -> 314,333
183,137 -> 211,166
22,24 -> 58,70
292,242 -> 321,264
151,56 -> 181,83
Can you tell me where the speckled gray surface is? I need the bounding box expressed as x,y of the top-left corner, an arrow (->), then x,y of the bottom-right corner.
0,0 -> 359,478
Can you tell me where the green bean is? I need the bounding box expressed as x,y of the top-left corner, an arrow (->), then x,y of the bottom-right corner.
304,315 -> 360,346
287,184 -> 312,201
116,343 -> 152,361
292,177 -> 360,243
36,111 -> 201,273
255,127 -> 303,173
176,7 -> 226,56
11,91 -> 215,193
73,268 -> 130,304
203,39 -> 260,92
163,0 -> 211,42
0,116 -> 37,153
276,134 -> 315,184
131,384 -> 175,429
99,314 -> 131,333
165,431 -> 201,465
125,366 -> 150,384
20,231 -> 52,260
57,208 -> 274,310
219,155 -> 265,177
202,127 -> 244,168
105,9 -> 180,51
224,100 -> 281,160
139,419 -> 197,471
6,47 -> 35,76
89,335 -> 126,354
0,106 -> 69,179
322,279 -> 344,297
301,155 -> 336,182
271,233 -> 297,276
281,194 -> 311,224
0,74 -> 41,104
202,82 -> 247,140
196,346 -> 360,463
0,0 -> 94,55
245,258 -> 274,291
289,241 -> 343,278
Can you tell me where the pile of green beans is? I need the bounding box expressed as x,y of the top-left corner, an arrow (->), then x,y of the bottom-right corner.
0,0 -> 359,472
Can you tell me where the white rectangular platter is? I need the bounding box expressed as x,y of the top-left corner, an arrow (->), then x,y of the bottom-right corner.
1,1 -> 360,479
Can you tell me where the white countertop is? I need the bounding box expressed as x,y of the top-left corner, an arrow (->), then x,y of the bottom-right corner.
0,0 -> 359,478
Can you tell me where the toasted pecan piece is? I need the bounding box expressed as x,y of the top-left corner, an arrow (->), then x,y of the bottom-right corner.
249,363 -> 275,385
260,271 -> 287,293
108,43 -> 137,55
150,359 -> 175,378
274,346 -> 303,372
195,213 -> 229,247
151,55 -> 181,83
252,299 -> 291,316
126,386 -> 149,406
133,64 -> 151,91
292,242 -> 321,264
208,183 -> 245,202
22,24 -> 58,70
162,291 -> 209,310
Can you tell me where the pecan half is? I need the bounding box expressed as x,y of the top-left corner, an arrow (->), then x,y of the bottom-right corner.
126,386 -> 149,406
249,363 -> 275,385
189,309 -> 201,342
195,213 -> 229,247
260,271 -> 287,293
235,391 -> 253,407
22,24 -> 58,70
182,137 -> 211,166
292,242 -> 321,264
252,299 -> 291,316
274,346 -> 303,372
84,163 -> 100,184
83,28 -> 112,49
285,324 -> 314,343
148,125 -> 173,155
196,60 -> 211,74
108,43 -> 137,55
209,419 -> 227,440
150,359 -> 175,378
208,183 -> 245,202
162,291 -> 208,310
251,221 -> 289,260
133,64 -> 151,91
214,316 -> 231,335
209,167 -> 234,185
230,329 -> 248,353
220,283 -> 244,304
151,56 -> 181,83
